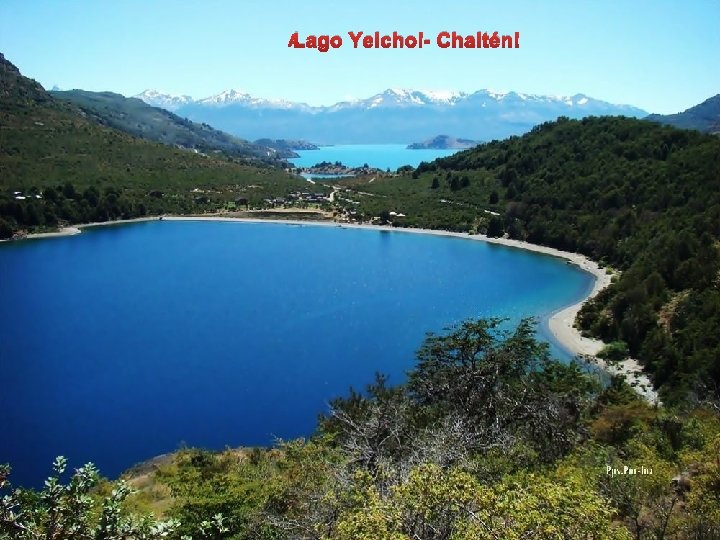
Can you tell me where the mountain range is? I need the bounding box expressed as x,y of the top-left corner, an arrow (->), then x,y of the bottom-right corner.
135,88 -> 648,144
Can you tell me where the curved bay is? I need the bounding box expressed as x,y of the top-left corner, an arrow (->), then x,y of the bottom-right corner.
0,220 -> 592,485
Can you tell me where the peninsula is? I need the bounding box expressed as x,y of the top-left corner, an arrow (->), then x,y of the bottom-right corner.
407,134 -> 480,149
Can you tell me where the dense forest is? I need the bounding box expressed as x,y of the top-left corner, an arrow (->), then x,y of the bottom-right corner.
2,319 -> 719,539
0,53 -> 308,238
338,116 -> 720,404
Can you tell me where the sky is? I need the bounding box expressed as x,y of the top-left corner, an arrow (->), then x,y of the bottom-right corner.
0,0 -> 718,114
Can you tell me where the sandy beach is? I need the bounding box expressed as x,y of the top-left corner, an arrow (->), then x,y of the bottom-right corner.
0,216 -> 160,242
14,214 -> 659,403
17,226 -> 83,240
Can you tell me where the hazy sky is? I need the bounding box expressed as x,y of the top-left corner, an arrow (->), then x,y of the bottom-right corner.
1,0 -> 718,113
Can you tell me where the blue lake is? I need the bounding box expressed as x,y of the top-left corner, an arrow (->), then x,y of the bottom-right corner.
0,220 -> 592,486
290,144 -> 461,171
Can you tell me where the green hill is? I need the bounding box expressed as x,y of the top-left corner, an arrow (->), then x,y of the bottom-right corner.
646,94 -> 720,134
0,53 -> 308,237
339,116 -> 720,403
51,89 -> 296,162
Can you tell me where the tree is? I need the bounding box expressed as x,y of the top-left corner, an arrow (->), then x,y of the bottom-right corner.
501,166 -> 518,187
486,215 -> 504,237
0,218 -> 14,239
327,464 -> 631,540
0,457 -> 180,539
505,183 -> 517,199
42,187 -> 59,202
322,373 -> 417,479
431,177 -> 439,189
62,182 -> 77,199
82,186 -> 100,206
407,318 -> 590,460
598,341 -> 630,362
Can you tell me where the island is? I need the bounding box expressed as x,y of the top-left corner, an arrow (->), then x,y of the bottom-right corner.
299,160 -> 381,177
407,134 -> 479,149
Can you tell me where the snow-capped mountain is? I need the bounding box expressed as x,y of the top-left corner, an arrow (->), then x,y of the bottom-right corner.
195,89 -> 304,110
137,88 -> 307,111
134,87 -> 647,143
134,89 -> 193,111
349,88 -> 468,109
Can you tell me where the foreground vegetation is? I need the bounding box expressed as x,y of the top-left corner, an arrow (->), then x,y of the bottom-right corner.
335,116 -> 720,405
2,319 -> 719,539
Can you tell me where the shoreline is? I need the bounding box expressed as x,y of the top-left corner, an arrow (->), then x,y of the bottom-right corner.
1,216 -> 161,242
11,214 -> 659,403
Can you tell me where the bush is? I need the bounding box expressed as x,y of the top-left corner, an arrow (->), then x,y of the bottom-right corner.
598,341 -> 630,362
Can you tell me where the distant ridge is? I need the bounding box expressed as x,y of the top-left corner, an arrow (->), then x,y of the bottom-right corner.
52,89 -> 294,162
646,94 -> 720,134
135,87 -> 647,144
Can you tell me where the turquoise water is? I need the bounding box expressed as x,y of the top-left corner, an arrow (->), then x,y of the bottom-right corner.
290,144 -> 461,170
0,221 -> 592,486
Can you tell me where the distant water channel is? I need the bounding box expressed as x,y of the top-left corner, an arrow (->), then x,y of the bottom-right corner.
0,220 -> 592,486
290,144 -> 462,171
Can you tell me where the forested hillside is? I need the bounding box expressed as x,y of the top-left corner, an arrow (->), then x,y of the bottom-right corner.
51,89 -> 297,161
0,53 -> 307,238
646,94 -> 720,134
339,116 -> 720,403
